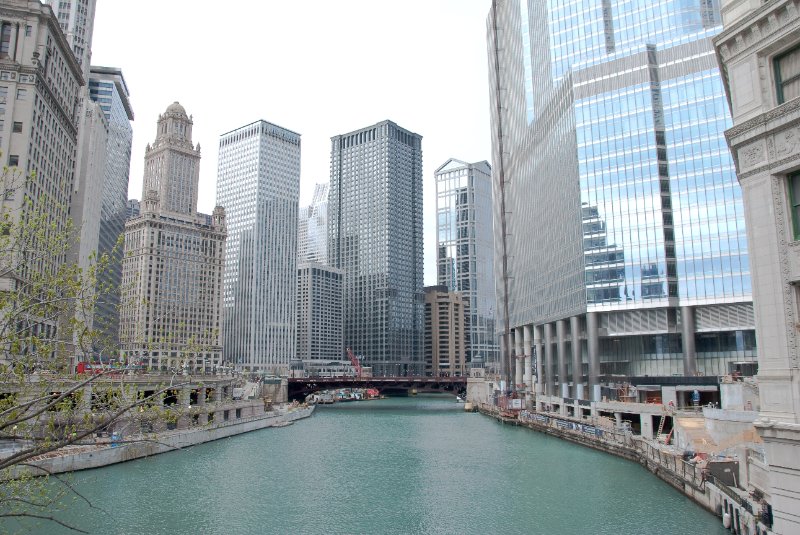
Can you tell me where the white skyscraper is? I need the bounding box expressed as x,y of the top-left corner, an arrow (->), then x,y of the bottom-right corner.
217,120 -> 301,375
297,182 -> 329,265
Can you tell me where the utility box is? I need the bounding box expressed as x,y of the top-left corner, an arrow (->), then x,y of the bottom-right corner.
709,460 -> 740,488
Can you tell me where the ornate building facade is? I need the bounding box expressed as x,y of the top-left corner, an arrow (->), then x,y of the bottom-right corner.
716,1 -> 800,531
120,103 -> 226,372
0,1 -> 84,365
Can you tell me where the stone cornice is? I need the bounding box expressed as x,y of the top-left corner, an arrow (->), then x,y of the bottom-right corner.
726,97 -> 800,144
716,0 -> 800,62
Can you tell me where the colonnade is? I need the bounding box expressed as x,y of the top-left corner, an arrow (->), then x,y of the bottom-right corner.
509,307 -> 698,402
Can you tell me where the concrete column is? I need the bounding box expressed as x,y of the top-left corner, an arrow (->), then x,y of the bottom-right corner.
642,415 -> 654,439
499,335 -> 507,391
533,324 -> 544,395
179,386 -> 190,407
198,387 -> 206,406
615,412 -> 622,429
587,312 -> 601,401
514,327 -> 524,387
523,324 -> 533,391
556,320 -> 568,398
681,305 -> 697,376
570,315 -> 583,400
544,323 -> 554,396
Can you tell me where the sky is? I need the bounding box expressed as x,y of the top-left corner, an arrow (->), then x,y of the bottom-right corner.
90,0 -> 494,286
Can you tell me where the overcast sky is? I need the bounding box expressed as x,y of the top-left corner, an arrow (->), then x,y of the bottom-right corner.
91,0 -> 493,285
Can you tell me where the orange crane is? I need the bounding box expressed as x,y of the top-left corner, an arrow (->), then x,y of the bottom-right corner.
346,347 -> 362,378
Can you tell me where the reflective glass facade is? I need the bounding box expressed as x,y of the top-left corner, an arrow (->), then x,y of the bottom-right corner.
488,0 -> 755,389
88,67 -> 133,348
297,183 -> 329,265
217,121 -> 301,374
329,121 -> 424,376
435,159 -> 498,366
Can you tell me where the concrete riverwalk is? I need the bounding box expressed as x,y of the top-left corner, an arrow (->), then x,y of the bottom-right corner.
479,404 -> 764,534
7,403 -> 314,478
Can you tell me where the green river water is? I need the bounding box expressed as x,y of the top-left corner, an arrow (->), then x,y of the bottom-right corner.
6,394 -> 726,534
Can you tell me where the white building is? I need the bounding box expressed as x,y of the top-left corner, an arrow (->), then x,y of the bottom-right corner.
296,262 -> 343,370
716,1 -> 800,532
68,98 -> 107,351
217,120 -> 301,375
120,103 -> 226,373
297,183 -> 329,265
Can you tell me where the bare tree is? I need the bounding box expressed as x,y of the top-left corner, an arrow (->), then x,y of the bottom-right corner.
0,167 -> 195,532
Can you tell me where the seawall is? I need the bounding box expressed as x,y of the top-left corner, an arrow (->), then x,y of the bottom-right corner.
479,406 -> 761,533
12,404 -> 314,477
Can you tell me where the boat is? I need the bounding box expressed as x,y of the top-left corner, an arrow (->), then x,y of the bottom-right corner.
272,421 -> 293,428
456,395 -> 465,403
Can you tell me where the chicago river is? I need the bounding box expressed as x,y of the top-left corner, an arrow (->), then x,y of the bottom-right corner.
25,395 -> 726,534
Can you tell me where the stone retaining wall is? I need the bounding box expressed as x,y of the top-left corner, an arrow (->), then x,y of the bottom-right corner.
11,405 -> 314,478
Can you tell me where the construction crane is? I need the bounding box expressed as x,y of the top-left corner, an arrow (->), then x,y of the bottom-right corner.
346,347 -> 362,378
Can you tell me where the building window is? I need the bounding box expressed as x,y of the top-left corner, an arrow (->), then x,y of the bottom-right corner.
0,23 -> 11,58
790,172 -> 800,240
15,89 -> 26,101
8,154 -> 18,167
12,121 -> 21,133
776,45 -> 800,104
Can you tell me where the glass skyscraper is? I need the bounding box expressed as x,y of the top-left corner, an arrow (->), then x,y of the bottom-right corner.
435,159 -> 498,368
488,0 -> 755,400
297,183 -> 329,265
217,120 -> 301,375
88,66 -> 134,349
329,120 -> 424,376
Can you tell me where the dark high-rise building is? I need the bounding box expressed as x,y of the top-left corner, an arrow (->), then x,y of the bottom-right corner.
329,120 -> 424,376
88,66 -> 134,349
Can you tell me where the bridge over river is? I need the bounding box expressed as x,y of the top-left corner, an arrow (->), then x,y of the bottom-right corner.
288,375 -> 467,399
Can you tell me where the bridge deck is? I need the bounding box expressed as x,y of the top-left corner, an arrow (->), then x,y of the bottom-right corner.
288,376 -> 467,397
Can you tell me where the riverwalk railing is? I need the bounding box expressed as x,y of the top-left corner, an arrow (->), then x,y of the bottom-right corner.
514,409 -> 710,491
484,405 -> 773,533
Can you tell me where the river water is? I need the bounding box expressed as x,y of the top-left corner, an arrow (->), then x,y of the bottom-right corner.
10,394 -> 725,534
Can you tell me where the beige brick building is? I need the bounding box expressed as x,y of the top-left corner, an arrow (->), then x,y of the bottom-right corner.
120,103 -> 226,373
424,286 -> 469,377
